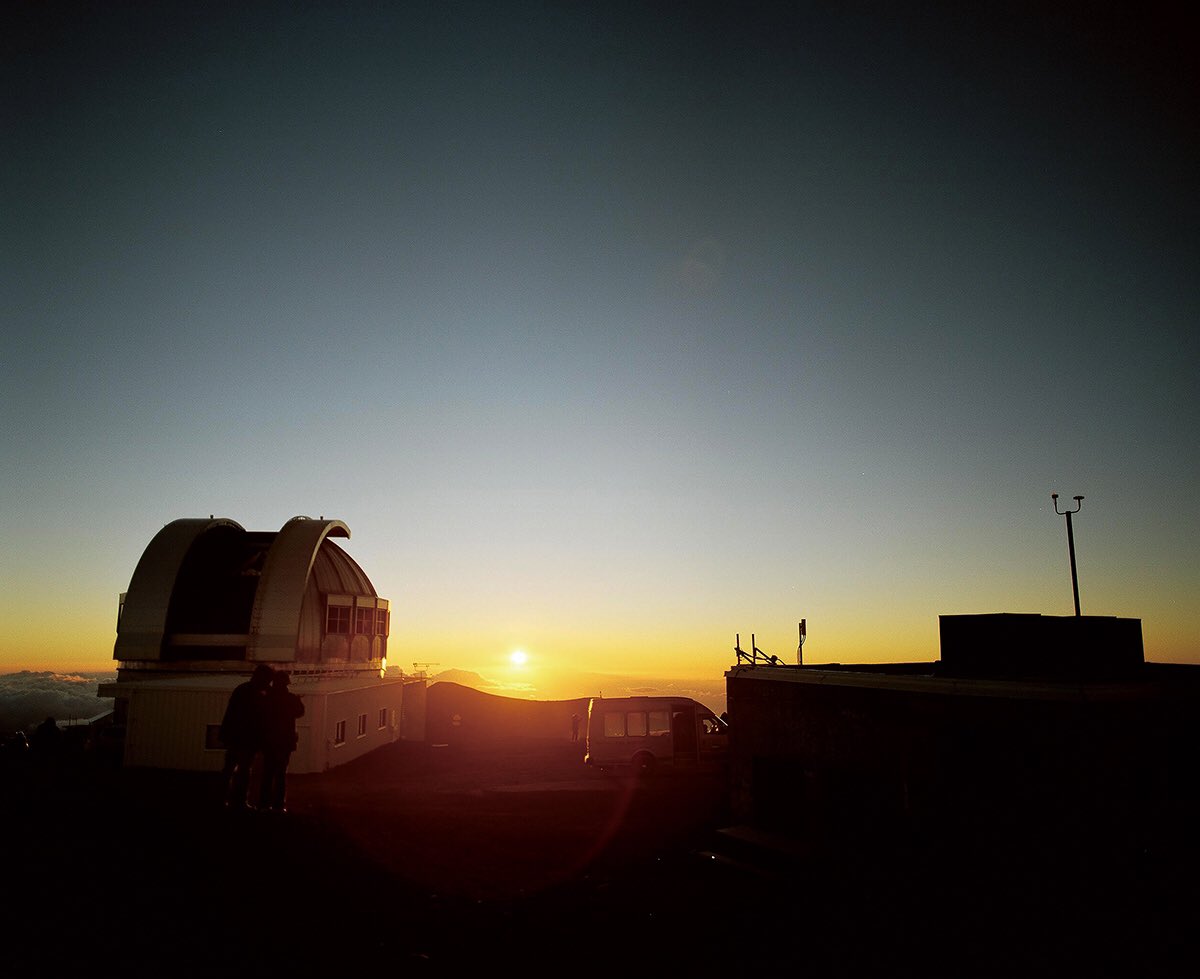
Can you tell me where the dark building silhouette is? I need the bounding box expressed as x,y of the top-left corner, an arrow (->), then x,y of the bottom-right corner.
726,614 -> 1200,851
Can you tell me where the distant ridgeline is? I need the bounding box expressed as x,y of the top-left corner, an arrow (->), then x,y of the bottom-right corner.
426,682 -> 589,745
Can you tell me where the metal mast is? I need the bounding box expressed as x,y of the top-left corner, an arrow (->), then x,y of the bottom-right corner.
1051,493 -> 1084,616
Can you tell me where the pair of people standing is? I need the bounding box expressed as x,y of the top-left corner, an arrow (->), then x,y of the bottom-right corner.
220,664 -> 304,812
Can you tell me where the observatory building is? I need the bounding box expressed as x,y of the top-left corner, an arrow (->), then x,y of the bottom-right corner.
101,516 -> 415,772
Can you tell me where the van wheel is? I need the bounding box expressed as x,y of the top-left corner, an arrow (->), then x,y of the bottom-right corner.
630,752 -> 655,776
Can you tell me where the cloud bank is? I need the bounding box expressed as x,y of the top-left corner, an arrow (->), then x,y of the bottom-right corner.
0,672 -> 115,732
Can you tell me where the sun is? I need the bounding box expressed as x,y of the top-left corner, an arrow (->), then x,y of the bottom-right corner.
509,649 -> 528,666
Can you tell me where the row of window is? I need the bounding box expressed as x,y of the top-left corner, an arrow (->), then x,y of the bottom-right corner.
206,707 -> 391,751
332,708 -> 390,746
326,605 -> 389,637
603,710 -> 671,738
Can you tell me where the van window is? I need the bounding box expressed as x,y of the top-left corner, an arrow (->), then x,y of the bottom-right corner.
598,706 -> 679,739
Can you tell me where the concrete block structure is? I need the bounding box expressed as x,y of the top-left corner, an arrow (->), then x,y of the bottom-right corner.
726,614 -> 1200,849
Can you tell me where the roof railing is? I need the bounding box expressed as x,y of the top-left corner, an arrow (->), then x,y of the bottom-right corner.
734,633 -> 786,667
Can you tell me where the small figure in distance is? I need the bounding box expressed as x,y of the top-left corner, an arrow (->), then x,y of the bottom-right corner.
258,671 -> 305,813
32,716 -> 61,757
31,716 -> 61,775
570,712 -> 581,743
220,664 -> 273,810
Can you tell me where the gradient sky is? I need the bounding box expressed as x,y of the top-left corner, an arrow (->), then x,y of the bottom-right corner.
3,2 -> 1196,685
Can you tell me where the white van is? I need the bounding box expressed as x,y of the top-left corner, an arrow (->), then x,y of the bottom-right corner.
584,695 -> 729,774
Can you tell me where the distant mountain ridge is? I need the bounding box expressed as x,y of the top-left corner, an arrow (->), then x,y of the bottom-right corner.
425,682 -> 587,744
426,667 -> 727,715
429,668 -> 488,686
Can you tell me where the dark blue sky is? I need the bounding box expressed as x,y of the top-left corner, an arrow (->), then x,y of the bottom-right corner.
4,2 -> 1196,678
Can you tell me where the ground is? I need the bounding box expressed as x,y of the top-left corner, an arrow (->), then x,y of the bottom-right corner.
6,740 -> 729,974
5,740 -> 1198,976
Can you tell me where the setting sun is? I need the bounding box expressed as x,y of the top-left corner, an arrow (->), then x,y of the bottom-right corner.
509,649 -> 528,666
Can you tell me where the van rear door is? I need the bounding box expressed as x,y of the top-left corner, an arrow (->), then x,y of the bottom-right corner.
671,703 -> 698,763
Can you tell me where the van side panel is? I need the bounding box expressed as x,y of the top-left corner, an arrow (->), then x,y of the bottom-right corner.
584,696 -> 727,770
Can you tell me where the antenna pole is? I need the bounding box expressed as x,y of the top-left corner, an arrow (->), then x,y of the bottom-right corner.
1066,509 -> 1080,615
1051,493 -> 1084,616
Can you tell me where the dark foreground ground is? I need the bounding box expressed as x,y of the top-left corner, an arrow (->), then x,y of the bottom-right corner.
6,741 -> 1198,977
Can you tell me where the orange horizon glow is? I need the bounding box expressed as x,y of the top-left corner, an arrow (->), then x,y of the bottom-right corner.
12,618 -> 1196,680
2,557 -> 1196,681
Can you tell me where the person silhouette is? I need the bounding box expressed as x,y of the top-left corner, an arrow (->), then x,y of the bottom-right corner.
32,716 -> 61,764
220,664 -> 272,809
258,671 -> 305,813
570,713 -> 581,742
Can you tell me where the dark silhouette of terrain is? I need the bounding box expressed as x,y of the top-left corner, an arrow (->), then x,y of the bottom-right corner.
5,690 -> 1198,977
426,680 -> 588,744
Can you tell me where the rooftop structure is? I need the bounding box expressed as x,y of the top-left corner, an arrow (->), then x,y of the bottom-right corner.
114,515 -> 388,676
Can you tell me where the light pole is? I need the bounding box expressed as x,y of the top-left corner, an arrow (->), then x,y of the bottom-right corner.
1051,493 -> 1084,616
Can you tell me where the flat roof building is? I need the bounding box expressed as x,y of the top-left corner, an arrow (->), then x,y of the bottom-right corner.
725,614 -> 1200,852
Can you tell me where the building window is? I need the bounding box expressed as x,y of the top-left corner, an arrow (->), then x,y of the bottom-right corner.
378,708 -> 388,730
334,720 -> 346,745
355,607 -> 374,635
375,608 -> 389,636
357,713 -> 368,737
326,605 -> 350,635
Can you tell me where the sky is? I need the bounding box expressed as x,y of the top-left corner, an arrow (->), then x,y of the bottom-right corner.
3,2 -> 1197,687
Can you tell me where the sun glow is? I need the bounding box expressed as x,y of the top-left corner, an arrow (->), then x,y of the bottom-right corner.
509,649 -> 528,666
